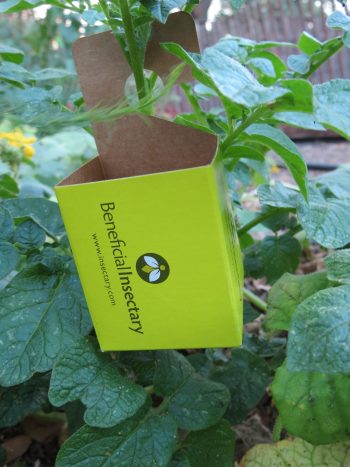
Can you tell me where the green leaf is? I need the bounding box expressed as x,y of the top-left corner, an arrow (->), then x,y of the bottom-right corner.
0,44 -> 24,64
296,184 -> 350,248
120,351 -> 156,386
49,337 -> 147,428
0,206 -> 14,241
261,209 -> 291,233
307,34 -> 342,74
0,86 -> 62,127
14,219 -> 46,249
316,166 -> 350,199
0,262 -> 91,386
243,301 -> 260,324
243,124 -> 308,197
142,0 -> 191,22
273,79 -> 314,113
33,68 -> 75,81
327,11 -> 350,32
64,401 -> 86,435
273,111 -> 325,131
154,350 -> 193,395
241,438 -> 350,466
0,0 -> 43,13
210,349 -> 270,424
175,420 -> 235,467
253,40 -> 295,50
161,43 -> 215,89
243,333 -> 286,358
325,249 -> 350,284
247,51 -> 286,86
0,242 -> 20,279
186,353 -> 211,378
201,48 -> 288,108
246,57 -> 275,79
210,37 -> 248,62
244,234 -> 301,284
56,408 -> 177,467
175,114 -> 213,134
258,182 -> 300,209
27,247 -> 67,273
154,351 -> 230,431
272,364 -> 350,444
311,35 -> 341,71
265,272 -> 330,331
166,376 -> 230,431
81,8 -> 105,24
287,54 -> 310,74
0,174 -> 19,198
298,32 -> 322,55
0,374 -> 49,428
314,79 -> 350,139
223,145 -> 265,166
253,51 -> 286,78
4,198 -> 65,238
170,452 -> 191,467
0,61 -> 32,87
287,285 -> 350,373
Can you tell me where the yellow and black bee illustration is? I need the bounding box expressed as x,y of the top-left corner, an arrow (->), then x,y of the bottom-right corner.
136,253 -> 170,284
141,255 -> 166,282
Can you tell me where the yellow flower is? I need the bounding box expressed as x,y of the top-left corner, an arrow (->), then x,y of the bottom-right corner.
23,145 -> 35,158
0,129 -> 36,158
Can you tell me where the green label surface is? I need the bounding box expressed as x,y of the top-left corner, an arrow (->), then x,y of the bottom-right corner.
56,164 -> 243,350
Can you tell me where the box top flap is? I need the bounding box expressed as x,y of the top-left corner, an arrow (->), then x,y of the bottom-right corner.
72,12 -> 217,179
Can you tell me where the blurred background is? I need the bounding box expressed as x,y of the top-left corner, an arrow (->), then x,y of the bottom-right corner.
3,0 -> 350,82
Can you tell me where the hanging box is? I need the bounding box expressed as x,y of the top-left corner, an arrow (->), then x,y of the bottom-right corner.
55,12 -> 243,351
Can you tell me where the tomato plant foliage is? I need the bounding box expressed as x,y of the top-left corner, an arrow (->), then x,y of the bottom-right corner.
1,1 -> 350,465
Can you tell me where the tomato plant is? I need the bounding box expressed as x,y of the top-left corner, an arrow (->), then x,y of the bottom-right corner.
1,1 -> 350,465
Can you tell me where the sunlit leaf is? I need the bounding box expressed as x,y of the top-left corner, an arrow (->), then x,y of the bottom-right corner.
287,285 -> 350,373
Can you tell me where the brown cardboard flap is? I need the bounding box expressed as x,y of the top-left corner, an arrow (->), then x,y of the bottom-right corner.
72,12 -> 217,179
58,157 -> 105,186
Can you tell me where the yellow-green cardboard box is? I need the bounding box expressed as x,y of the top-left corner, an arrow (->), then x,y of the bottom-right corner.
55,13 -> 243,351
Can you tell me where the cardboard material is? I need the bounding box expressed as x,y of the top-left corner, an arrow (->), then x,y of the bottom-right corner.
55,12 -> 243,350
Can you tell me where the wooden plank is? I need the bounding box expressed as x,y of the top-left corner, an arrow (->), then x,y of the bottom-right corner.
276,0 -> 292,42
249,0 -> 263,40
296,0 -> 306,36
256,0 -> 268,39
243,3 -> 255,38
267,0 -> 279,41
228,14 -> 242,38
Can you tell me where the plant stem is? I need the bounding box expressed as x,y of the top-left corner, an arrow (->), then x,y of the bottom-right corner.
221,107 -> 264,152
243,287 -> 268,313
119,0 -> 146,100
272,415 -> 283,442
98,0 -> 110,19
302,38 -> 344,79
181,83 -> 208,127
238,209 -> 288,238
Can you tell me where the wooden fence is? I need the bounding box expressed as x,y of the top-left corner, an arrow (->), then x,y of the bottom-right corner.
167,0 -> 349,137
195,0 -> 350,83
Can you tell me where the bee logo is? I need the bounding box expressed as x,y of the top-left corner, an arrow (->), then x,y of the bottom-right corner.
136,253 -> 170,284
